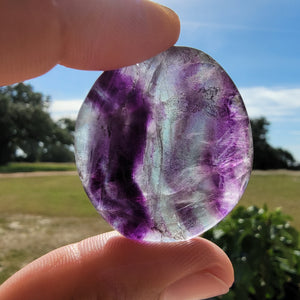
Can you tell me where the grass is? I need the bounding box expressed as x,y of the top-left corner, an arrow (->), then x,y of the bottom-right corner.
0,175 -> 97,217
0,249 -> 31,284
0,171 -> 299,228
0,162 -> 76,173
239,173 -> 300,229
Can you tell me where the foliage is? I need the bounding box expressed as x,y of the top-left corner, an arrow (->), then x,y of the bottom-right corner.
251,118 -> 299,170
204,205 -> 300,300
40,118 -> 76,162
0,162 -> 76,173
0,83 -> 75,164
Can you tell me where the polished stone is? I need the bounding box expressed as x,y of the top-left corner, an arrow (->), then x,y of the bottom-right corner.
75,46 -> 253,242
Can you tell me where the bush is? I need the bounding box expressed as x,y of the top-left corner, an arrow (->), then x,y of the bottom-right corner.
203,205 -> 300,299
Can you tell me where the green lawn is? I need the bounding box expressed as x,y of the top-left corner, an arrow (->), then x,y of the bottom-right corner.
0,171 -> 299,228
240,173 -> 300,229
0,175 -> 97,217
0,162 -> 76,173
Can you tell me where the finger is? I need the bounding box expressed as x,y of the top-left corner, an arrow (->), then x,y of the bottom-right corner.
0,0 -> 180,86
0,231 -> 233,300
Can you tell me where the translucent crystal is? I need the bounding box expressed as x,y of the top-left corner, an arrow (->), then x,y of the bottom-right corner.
75,46 -> 253,242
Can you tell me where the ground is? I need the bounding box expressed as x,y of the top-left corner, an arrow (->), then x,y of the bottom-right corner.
0,169 -> 299,283
0,214 -> 111,283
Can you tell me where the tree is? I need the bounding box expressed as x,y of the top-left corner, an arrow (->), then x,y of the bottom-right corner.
0,83 -> 75,164
0,94 -> 16,164
250,118 -> 297,169
40,118 -> 75,162
0,83 -> 51,163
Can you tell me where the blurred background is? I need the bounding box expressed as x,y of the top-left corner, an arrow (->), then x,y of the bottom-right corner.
0,0 -> 299,299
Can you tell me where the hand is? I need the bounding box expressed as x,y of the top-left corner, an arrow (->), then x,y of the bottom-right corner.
0,1 -> 234,299
0,232 -> 233,300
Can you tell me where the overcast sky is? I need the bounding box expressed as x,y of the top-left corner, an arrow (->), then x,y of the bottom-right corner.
26,0 -> 300,161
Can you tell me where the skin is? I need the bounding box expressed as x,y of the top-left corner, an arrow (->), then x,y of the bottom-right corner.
0,0 -> 234,299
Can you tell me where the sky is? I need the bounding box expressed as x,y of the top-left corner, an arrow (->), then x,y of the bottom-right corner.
26,0 -> 300,161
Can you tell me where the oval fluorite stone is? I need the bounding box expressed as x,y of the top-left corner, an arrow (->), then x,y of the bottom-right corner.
75,46 -> 253,242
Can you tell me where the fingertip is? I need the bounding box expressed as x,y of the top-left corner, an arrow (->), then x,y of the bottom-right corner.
0,0 -> 180,85
101,235 -> 234,299
84,234 -> 234,290
59,0 -> 181,70
0,0 -> 61,86
150,1 -> 181,45
161,272 -> 230,300
190,237 -> 234,288
77,230 -> 121,254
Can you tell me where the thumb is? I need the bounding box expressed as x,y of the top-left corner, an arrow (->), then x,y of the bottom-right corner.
0,0 -> 180,85
0,231 -> 233,300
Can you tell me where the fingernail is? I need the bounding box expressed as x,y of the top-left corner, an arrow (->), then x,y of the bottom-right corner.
161,272 -> 230,300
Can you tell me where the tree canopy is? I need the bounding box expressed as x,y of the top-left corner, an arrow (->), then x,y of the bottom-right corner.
251,117 -> 298,170
0,83 -> 75,165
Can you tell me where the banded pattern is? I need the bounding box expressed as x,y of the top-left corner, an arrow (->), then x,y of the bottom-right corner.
75,46 -> 253,242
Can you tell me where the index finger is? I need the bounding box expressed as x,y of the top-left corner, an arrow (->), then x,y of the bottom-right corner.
0,0 -> 180,86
